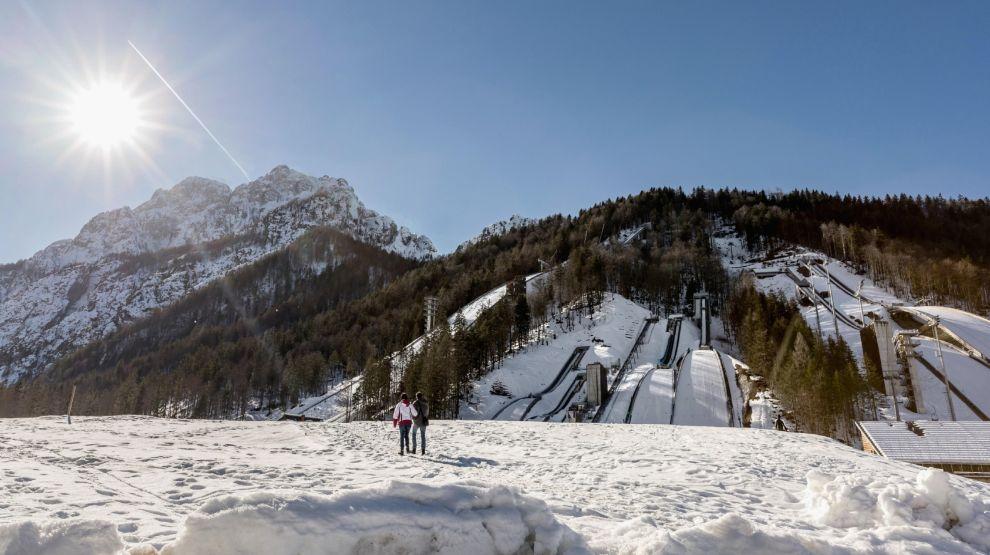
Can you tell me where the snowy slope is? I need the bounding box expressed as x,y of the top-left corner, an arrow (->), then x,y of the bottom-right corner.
625,367 -> 675,424
907,348 -> 982,421
602,320 -> 670,423
905,306 -> 990,363
2,417 -> 990,554
282,375 -> 363,422
719,352 -> 747,428
0,165 -> 434,383
622,319 -> 701,424
460,214 -> 535,248
388,271 -> 548,391
465,294 -> 650,420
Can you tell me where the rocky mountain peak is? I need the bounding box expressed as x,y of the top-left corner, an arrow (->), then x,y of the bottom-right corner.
462,214 -> 536,248
0,166 -> 434,383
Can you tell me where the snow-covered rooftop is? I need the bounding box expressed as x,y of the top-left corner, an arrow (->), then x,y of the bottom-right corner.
857,420 -> 990,465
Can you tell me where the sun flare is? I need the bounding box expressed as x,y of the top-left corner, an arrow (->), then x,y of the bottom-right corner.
69,82 -> 141,148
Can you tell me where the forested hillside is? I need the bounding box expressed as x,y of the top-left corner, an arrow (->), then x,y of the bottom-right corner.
723,275 -> 868,442
2,186 -> 987,429
0,228 -> 419,417
716,190 -> 990,313
1,188 -> 724,418
371,212 -> 727,419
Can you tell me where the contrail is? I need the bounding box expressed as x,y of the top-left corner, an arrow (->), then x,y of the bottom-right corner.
128,40 -> 249,179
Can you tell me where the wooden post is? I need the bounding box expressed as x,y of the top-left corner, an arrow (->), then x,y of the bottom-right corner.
66,385 -> 77,425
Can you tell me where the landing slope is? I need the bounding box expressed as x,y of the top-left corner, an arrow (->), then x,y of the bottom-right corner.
464,293 -> 650,420
671,349 -> 732,427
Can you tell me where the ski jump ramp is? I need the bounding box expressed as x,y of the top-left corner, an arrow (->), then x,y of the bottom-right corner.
671,349 -> 735,427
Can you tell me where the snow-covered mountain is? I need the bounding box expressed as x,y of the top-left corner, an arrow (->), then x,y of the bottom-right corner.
0,165 -> 434,383
462,214 -> 534,247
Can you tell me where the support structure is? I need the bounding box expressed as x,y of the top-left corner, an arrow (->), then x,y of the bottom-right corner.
823,265 -> 840,337
931,316 -> 957,421
812,293 -> 823,338
586,362 -> 607,406
874,318 -> 901,421
894,330 -> 926,415
856,279 -> 866,323
424,296 -> 439,333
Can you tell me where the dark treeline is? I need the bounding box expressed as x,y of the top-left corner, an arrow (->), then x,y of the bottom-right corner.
712,189 -> 990,313
702,189 -> 990,262
723,275 -> 870,442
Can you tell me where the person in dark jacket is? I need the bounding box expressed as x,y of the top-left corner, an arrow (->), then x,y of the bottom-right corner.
411,392 -> 429,455
774,414 -> 787,432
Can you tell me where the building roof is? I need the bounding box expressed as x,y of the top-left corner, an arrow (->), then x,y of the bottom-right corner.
856,420 -> 990,465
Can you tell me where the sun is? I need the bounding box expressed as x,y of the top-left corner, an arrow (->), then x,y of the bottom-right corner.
68,82 -> 142,148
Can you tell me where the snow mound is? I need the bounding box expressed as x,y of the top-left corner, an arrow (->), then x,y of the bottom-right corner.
162,480 -> 589,555
0,519 -> 123,555
806,468 -> 990,552
601,513 -> 832,554
597,467 -> 990,554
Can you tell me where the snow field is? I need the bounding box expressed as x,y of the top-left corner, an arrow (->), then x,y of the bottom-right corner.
805,467 -> 990,552
3,417 -> 990,553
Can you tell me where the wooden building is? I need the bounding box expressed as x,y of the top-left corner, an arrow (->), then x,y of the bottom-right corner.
856,420 -> 990,483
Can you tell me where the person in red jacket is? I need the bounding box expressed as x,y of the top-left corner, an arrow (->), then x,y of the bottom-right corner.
392,392 -> 418,455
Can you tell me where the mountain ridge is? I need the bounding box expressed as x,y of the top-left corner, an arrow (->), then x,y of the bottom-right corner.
0,165 -> 434,383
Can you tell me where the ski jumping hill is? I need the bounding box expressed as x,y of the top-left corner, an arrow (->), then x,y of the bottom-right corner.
464,293 -> 651,421
670,349 -> 736,427
902,306 -> 990,366
610,317 -> 696,425
601,317 -> 674,424
608,317 -> 744,427
1,417 -> 989,554
718,233 -> 990,424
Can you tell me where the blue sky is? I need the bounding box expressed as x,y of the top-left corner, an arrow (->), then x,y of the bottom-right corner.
1,1 -> 988,262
